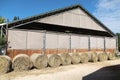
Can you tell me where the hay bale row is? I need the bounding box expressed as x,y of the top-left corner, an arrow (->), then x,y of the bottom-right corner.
0,52 -> 116,74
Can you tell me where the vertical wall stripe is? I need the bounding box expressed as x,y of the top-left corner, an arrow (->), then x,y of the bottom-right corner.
104,37 -> 106,51
43,31 -> 46,54
88,35 -> 90,51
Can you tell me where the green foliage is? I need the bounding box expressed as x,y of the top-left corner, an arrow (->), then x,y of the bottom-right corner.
0,37 -> 6,48
13,16 -> 20,21
0,16 -> 6,23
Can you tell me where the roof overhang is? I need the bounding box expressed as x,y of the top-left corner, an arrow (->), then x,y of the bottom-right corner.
9,22 -> 113,37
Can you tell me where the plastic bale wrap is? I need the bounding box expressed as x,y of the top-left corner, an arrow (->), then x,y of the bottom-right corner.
12,54 -> 31,72
0,55 -> 11,75
48,54 -> 62,67
79,53 -> 89,63
30,53 -> 48,69
58,53 -> 71,65
69,53 -> 80,64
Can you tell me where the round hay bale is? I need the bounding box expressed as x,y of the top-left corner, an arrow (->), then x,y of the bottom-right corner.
48,54 -> 62,67
58,53 -> 71,65
98,53 -> 108,62
79,53 -> 89,63
12,54 -> 31,72
91,52 -> 98,62
30,53 -> 48,69
0,55 -> 11,75
69,53 -> 80,64
107,52 -> 116,60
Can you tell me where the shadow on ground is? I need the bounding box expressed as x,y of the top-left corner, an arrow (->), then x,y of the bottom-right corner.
83,65 -> 120,80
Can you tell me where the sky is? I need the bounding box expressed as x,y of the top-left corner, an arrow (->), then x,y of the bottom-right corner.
0,0 -> 120,33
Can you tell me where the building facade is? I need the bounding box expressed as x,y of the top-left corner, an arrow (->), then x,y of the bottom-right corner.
5,5 -> 116,58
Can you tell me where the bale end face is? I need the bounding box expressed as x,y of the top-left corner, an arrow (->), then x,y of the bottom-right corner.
91,52 -> 98,62
79,53 -> 89,63
69,53 -> 80,64
107,52 -> 116,60
98,53 -> 108,62
48,54 -> 62,67
59,53 -> 71,65
12,54 -> 31,72
0,55 -> 11,75
30,53 -> 48,69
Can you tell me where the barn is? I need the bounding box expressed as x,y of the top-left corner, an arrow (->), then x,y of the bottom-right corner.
5,4 -> 116,58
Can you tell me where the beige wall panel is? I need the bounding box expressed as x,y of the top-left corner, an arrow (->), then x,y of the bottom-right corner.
80,36 -> 88,49
91,20 -> 106,31
39,14 -> 63,25
110,38 -> 116,49
90,37 -> 97,49
71,35 -> 80,49
68,8 -> 86,15
8,30 -> 27,49
27,31 -> 43,49
72,14 -> 80,27
46,33 -> 58,49
85,16 -> 92,29
58,34 -> 69,49
80,15 -> 86,28
63,12 -> 73,26
105,37 -> 111,49
96,37 -> 104,49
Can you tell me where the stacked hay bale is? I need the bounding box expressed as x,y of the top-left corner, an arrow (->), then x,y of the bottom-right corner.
98,53 -> 108,62
30,53 -> 48,69
12,54 -> 31,72
58,53 -> 71,65
79,53 -> 89,63
91,52 -> 98,62
48,54 -> 62,67
69,53 -> 80,64
0,55 -> 11,75
107,52 -> 116,60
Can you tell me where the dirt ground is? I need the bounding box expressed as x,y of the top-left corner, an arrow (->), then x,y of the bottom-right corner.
0,59 -> 120,80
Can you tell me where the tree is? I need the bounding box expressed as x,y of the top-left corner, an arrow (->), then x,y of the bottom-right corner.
13,16 -> 20,21
0,16 -> 6,23
0,16 -> 7,49
116,33 -> 120,51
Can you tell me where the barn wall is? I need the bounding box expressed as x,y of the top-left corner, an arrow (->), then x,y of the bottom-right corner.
38,8 -> 106,31
90,36 -> 104,52
46,32 -> 58,54
105,37 -> 116,52
58,33 -> 70,53
7,29 -> 116,58
71,34 -> 89,53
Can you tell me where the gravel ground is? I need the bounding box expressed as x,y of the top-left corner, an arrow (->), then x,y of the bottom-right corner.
0,59 -> 120,80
